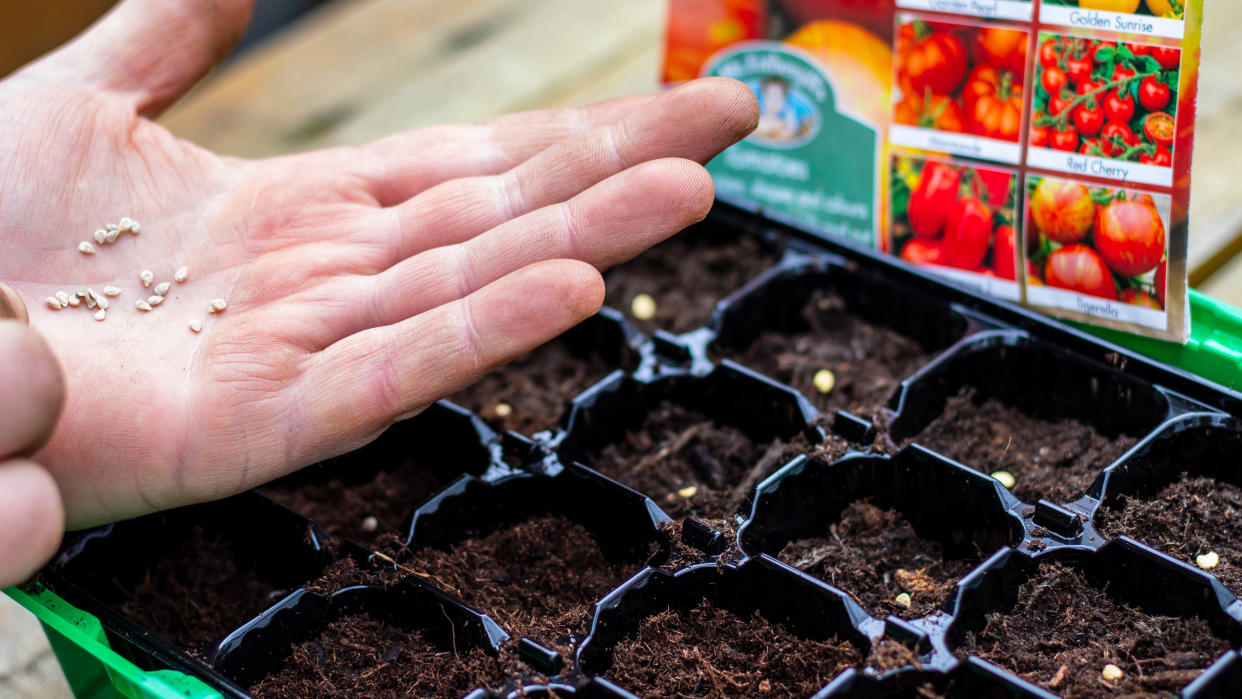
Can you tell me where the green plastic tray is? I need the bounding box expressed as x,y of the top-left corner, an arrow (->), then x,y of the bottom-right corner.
7,290 -> 1242,699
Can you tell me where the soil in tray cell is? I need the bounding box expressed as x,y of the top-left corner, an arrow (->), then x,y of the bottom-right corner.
249,613 -> 506,699
605,598 -> 863,697
603,234 -> 777,336
912,387 -> 1140,504
448,335 -> 631,436
261,456 -> 444,546
1098,474 -> 1242,596
116,526 -> 292,648
405,514 -> 640,644
585,402 -> 815,520
723,290 -> 941,419
777,502 -> 978,620
958,562 -> 1231,697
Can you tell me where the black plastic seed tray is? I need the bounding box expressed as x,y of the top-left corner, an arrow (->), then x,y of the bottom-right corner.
32,202 -> 1242,698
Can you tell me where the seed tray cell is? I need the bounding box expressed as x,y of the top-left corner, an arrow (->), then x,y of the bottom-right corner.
26,202 -> 1242,699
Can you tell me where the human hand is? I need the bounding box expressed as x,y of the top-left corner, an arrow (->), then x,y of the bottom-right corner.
1,0 -> 758,529
0,301 -> 66,586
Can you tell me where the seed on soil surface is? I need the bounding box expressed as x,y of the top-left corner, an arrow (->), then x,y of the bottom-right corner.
895,592 -> 912,609
94,309 -> 106,321
209,298 -> 227,313
148,295 -> 163,306
154,282 -> 171,297
45,297 -> 62,310
140,270 -> 154,287
813,369 -> 836,395
492,402 -> 512,418
992,470 -> 1016,489
174,267 -> 188,283
360,516 -> 378,532
103,286 -> 121,297
1196,551 -> 1220,570
93,229 -> 107,245
54,291 -> 70,306
630,293 -> 656,320
136,300 -> 152,312
78,241 -> 96,255
678,485 -> 698,498
1101,664 -> 1124,681
188,320 -> 202,333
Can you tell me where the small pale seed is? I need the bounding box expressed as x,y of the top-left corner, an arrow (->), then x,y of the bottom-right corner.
94,309 -> 106,321
105,228 -> 121,244
93,229 -> 108,245
493,402 -> 512,418
140,270 -> 154,287
895,592 -> 912,609
813,369 -> 836,395
103,286 -> 121,297
153,282 -> 171,297
76,289 -> 88,298
174,267 -> 188,283
96,297 -> 108,311
106,223 -> 120,233
209,298 -> 228,313
45,297 -> 62,310
66,296 -> 80,307
1101,664 -> 1123,681
119,217 -> 134,230
54,291 -> 70,306
129,221 -> 141,234
360,516 -> 379,532
188,319 -> 202,333
630,293 -> 657,321
992,470 -> 1016,489
1196,551 -> 1220,570
79,241 -> 96,255
84,293 -> 97,309
135,300 -> 152,312
677,486 -> 698,499
148,295 -> 164,306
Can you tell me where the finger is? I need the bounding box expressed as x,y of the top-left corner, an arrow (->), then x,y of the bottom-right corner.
381,77 -> 757,264
0,460 -> 64,587
0,283 -> 29,324
298,259 -> 602,463
0,321 -> 65,458
311,158 -> 711,346
351,92 -> 658,207
32,0 -> 255,117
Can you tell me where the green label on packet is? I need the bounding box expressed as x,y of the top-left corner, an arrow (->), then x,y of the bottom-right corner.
705,44 -> 878,248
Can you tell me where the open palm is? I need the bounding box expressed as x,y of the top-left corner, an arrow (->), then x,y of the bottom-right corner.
1,0 -> 757,529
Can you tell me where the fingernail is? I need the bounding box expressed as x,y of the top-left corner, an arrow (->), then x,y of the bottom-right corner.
0,283 -> 29,325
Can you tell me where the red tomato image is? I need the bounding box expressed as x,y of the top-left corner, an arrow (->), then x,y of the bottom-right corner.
900,238 -> 950,266
941,197 -> 994,270
908,161 -> 962,238
901,30 -> 968,96
1030,179 -> 1095,244
974,26 -> 1027,78
1094,201 -> 1166,277
992,224 -> 1018,280
1045,245 -> 1118,301
1155,259 -> 1167,307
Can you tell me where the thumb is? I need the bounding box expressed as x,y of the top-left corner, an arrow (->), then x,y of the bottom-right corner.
0,460 -> 64,587
28,0 -> 255,117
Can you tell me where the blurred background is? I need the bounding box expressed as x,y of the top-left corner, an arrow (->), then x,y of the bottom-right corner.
0,1 -> 1238,695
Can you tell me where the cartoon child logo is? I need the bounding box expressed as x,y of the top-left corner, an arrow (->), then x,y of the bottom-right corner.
750,75 -> 819,147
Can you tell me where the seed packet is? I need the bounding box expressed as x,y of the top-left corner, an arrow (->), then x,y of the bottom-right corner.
663,0 -> 1203,342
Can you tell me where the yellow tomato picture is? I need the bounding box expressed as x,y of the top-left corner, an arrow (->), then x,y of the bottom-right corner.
1078,0 -> 1141,11
1144,0 -> 1185,18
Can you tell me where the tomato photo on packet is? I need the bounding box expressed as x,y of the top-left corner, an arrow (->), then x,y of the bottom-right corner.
889,155 -> 1022,283
1028,33 -> 1181,167
1040,0 -> 1185,20
1025,175 -> 1169,309
893,18 -> 1028,145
